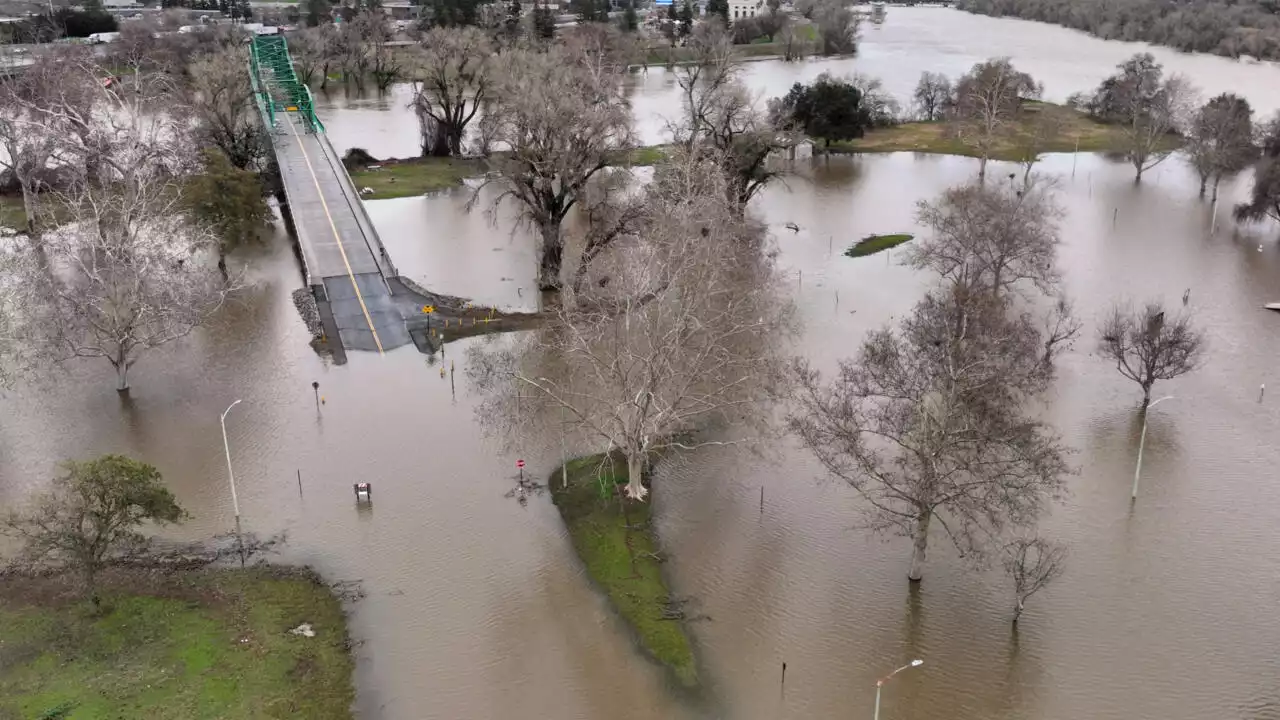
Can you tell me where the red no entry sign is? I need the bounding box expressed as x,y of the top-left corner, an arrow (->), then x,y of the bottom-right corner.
516,459 -> 525,468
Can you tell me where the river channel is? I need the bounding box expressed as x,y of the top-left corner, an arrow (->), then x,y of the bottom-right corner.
2,7 -> 1280,720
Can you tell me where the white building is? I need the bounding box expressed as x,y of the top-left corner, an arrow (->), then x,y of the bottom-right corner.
728,0 -> 763,19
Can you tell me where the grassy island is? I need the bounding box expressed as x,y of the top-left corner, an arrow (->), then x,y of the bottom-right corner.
549,454 -> 698,687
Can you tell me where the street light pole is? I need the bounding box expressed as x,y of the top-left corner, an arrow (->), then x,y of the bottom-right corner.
873,659 -> 923,720
1132,395 -> 1174,500
221,399 -> 244,562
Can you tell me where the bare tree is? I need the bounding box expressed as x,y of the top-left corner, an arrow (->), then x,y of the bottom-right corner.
353,9 -> 403,92
1090,54 -> 1196,182
290,25 -> 339,89
1013,109 -> 1066,186
17,68 -> 236,392
481,46 -> 633,291
410,26 -> 493,158
471,154 -> 787,500
0,48 -> 89,238
675,25 -> 794,209
2,454 -> 185,604
335,19 -> 371,92
188,46 -> 266,171
908,180 -> 1062,299
913,71 -> 953,122
1185,93 -> 1256,200
792,287 -> 1072,581
1002,535 -> 1066,624
23,186 -> 236,392
1098,301 -> 1206,409
953,58 -> 1041,181
814,0 -> 860,55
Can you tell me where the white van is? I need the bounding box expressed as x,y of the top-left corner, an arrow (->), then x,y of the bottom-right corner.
86,32 -> 121,44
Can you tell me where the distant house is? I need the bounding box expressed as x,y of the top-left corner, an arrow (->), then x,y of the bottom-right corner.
728,0 -> 762,18
101,0 -> 142,7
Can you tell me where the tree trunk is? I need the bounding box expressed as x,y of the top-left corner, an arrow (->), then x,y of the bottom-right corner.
1134,160 -> 1145,183
1198,176 -> 1207,197
1211,176 -> 1221,203
115,349 -> 130,392
218,247 -> 228,278
1012,595 -> 1025,624
624,452 -> 648,500
538,221 -> 564,291
907,510 -> 931,582
977,156 -> 988,183
1140,382 -> 1152,410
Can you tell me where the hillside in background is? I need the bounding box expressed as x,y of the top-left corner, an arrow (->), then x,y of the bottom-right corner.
956,0 -> 1280,60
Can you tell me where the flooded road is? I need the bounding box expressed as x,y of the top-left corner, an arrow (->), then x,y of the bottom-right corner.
3,8 -> 1280,720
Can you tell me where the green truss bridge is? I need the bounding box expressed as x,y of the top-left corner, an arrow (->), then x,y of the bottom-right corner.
249,34 -> 432,361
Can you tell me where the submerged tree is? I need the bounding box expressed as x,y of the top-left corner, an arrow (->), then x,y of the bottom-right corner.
1097,301 -> 1206,409
1003,535 -> 1066,624
773,72 -> 872,147
481,45 -> 633,291
908,180 -> 1063,299
2,455 -> 185,603
471,154 -> 788,500
953,58 -> 1040,181
1088,53 -> 1196,182
676,25 -> 794,209
1235,115 -> 1280,229
25,187 -> 237,392
184,149 -> 272,275
411,27 -> 493,157
792,286 -> 1072,581
814,0 -> 860,55
1185,93 -> 1255,200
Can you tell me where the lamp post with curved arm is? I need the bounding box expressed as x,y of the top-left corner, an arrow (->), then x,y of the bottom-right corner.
221,399 -> 244,562
1132,395 -> 1174,500
873,659 -> 923,720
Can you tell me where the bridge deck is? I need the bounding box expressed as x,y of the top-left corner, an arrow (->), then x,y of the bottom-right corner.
271,111 -> 408,354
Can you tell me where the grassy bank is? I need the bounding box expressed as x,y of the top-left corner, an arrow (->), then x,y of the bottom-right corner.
830,101 -> 1183,161
550,453 -> 697,687
0,566 -> 355,719
348,147 -> 671,200
846,232 -> 914,257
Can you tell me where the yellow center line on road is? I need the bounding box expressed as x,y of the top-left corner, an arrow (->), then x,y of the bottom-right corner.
283,114 -> 385,355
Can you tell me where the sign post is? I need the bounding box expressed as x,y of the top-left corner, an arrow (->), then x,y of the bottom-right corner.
517,459 -> 525,485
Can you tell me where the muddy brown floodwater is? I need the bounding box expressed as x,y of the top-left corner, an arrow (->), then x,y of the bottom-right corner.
2,7 -> 1280,720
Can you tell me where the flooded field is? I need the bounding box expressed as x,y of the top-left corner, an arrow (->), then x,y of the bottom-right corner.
2,7 -> 1280,719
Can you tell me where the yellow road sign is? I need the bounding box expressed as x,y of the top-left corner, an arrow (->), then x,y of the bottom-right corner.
422,305 -> 436,314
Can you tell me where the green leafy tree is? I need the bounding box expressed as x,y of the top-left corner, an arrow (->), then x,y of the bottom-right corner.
679,0 -> 693,35
572,0 -> 606,23
667,1 -> 678,21
426,0 -> 485,27
533,1 -> 556,38
506,0 -> 523,36
185,149 -> 272,275
622,0 -> 637,31
2,455 -> 186,603
303,0 -> 333,25
776,72 -> 871,146
706,0 -> 729,24
1185,93 -> 1255,200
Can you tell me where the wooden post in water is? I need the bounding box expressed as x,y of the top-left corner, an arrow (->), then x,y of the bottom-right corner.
1259,384 -> 1265,403
297,469 -> 303,499
760,486 -> 764,514
780,662 -> 787,698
